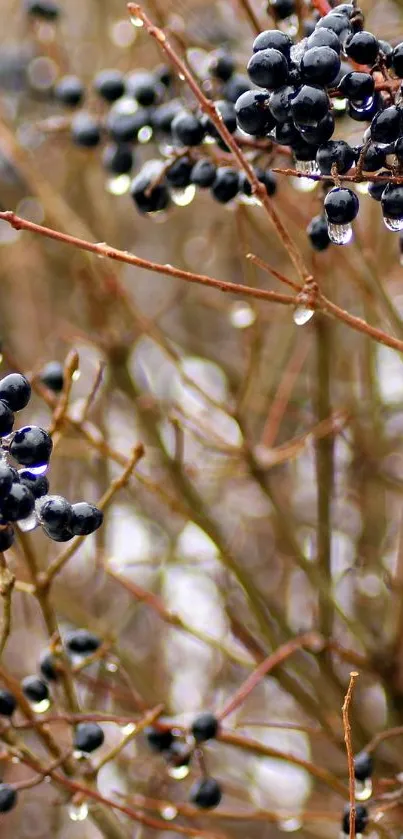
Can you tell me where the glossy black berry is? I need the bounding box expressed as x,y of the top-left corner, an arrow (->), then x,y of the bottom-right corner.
0,402 -> 14,437
0,525 -> 15,551
25,0 -> 60,20
71,113 -> 102,148
65,629 -> 101,655
224,73 -> 251,103
152,100 -> 182,134
301,46 -> 340,86
70,502 -> 103,535
154,65 -> 173,88
1,483 -> 35,522
54,75 -> 84,108
0,784 -> 17,813
191,712 -> 219,743
0,463 -> 16,497
131,165 -> 171,214
39,651 -> 59,682
381,184 -> 403,221
166,156 -> 193,188
269,85 -> 295,123
316,140 -> 355,174
39,361 -> 64,393
252,29 -> 292,59
18,470 -> 49,498
172,111 -> 205,146
360,144 -> 386,171
190,159 -> 216,188
235,90 -> 274,136
297,110 -> 335,144
269,0 -> 295,20
0,374 -> 31,412
38,495 -> 72,531
324,187 -> 359,224
316,12 -> 351,40
145,725 -> 174,752
102,143 -> 134,176
209,50 -> 235,82
371,106 -> 402,144
392,43 -> 403,77
21,675 -> 49,704
342,804 -> 368,835
345,31 -> 379,66
239,168 -> 277,197
0,689 -> 17,717
211,168 -> 239,203
126,71 -> 162,107
247,48 -> 289,90
74,722 -> 104,753
348,95 -> 380,122
395,137 -> 403,163
106,107 -> 151,143
10,426 -> 52,468
291,85 -> 329,128
307,215 -> 331,250
368,178 -> 388,202
354,751 -> 373,782
202,100 -> 237,139
338,72 -> 374,102
275,119 -> 300,145
93,69 -> 125,102
307,28 -> 341,54
189,777 -> 222,809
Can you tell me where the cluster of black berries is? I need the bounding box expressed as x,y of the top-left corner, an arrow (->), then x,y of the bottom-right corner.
0,372 -> 102,546
146,712 -> 222,809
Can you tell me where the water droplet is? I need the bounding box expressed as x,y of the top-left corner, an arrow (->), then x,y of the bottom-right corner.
178,73 -> 185,81
113,97 -> 138,115
68,801 -> 89,822
291,177 -> 317,193
106,175 -> 131,196
26,463 -> 48,476
290,38 -> 307,65
160,805 -> 178,821
121,723 -> 137,736
18,511 -> 38,532
31,698 -> 51,714
383,216 -> 403,232
172,185 -> 196,207
229,301 -> 256,329
295,160 -> 318,175
130,14 -> 144,27
355,778 -> 372,801
238,193 -> 262,206
167,764 -> 190,780
105,660 -> 118,672
138,126 -> 153,144
11,756 -> 20,764
72,370 -> 81,382
333,97 -> 347,112
278,818 -> 303,832
73,749 -> 87,760
327,222 -> 353,245
44,775 -> 51,783
356,182 -> 369,195
293,306 -> 314,326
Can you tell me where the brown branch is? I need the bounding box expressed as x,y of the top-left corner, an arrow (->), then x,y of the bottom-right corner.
0,553 -> 15,657
342,672 -> 359,839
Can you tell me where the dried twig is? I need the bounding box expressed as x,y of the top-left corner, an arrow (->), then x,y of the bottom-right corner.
342,672 -> 359,839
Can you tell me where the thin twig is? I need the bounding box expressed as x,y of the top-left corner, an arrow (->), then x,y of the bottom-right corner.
342,672 -> 359,839
0,552 -> 15,657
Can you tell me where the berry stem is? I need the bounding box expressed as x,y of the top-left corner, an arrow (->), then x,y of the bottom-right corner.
342,672 -> 359,839
0,552 -> 15,656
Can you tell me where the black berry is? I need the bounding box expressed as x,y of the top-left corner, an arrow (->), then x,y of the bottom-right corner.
211,168 -> 239,203
324,187 -> 359,224
70,502 -> 103,535
39,651 -> 59,682
1,483 -> 35,522
10,426 -> 52,469
247,48 -> 289,90
307,215 -> 331,250
102,143 -> 134,176
191,712 -> 219,742
316,140 -> 356,174
342,804 -> 368,835
0,402 -> 14,437
39,361 -> 64,393
21,675 -> 49,704
65,629 -> 101,655
71,113 -> 102,148
209,50 -> 235,82
345,31 -> 379,66
235,90 -> 274,136
354,751 -> 373,782
93,69 -> 125,102
252,29 -> 292,59
74,722 -> 104,753
189,777 -> 222,809
145,725 -> 174,752
172,111 -> 205,146
0,784 -> 17,813
0,689 -> 17,717
54,75 -> 84,108
190,159 -> 217,188
291,85 -> 329,128
0,374 -> 31,412
301,46 -> 341,86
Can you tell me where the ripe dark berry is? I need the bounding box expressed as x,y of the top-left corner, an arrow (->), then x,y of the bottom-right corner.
307,28 -> 341,54
381,184 -> 403,227
371,106 -> 402,144
190,159 -> 216,189
106,107 -> 151,143
18,469 -> 49,498
324,187 -> 359,224
211,168 -> 239,203
345,31 -> 379,66
65,629 -> 101,655
269,0 -> 295,21
291,85 -> 329,128
102,143 -> 133,177
224,73 -> 251,103
70,502 -> 103,535
378,39 -> 393,67
360,144 -> 386,171
202,100 -> 237,139
154,65 -> 173,88
338,72 -> 374,103
166,157 -> 193,189
235,90 -> 274,136
38,495 -> 73,531
42,524 -> 73,542
71,113 -> 102,148
21,675 -> 49,704
316,13 -> 351,40
0,374 -> 31,412
307,215 -> 330,251
39,361 -> 64,393
348,95 -> 380,122
74,722 -> 104,753
342,804 -> 368,835
189,777 -> 222,809
0,463 -> 16,496
152,100 -> 183,134
191,712 -> 219,742
354,751 -> 373,782
301,46 -> 341,86
39,651 -> 59,682
209,50 -> 235,82
166,741 -> 192,767
10,426 -> 53,469
239,168 -> 276,197
391,43 -> 403,77
0,784 -> 17,813
93,69 -> 125,102
316,140 -> 355,174
25,0 -> 60,20
247,48 -> 289,90
1,483 -> 35,522
131,164 -> 171,214
172,111 -> 205,146
0,689 -> 17,717
0,401 -> 14,437
0,525 -> 15,551
252,29 -> 292,59
126,71 -> 162,107
369,178 -> 388,202
54,75 -> 84,108
297,110 -> 335,144
145,725 -> 174,752
269,86 -> 295,123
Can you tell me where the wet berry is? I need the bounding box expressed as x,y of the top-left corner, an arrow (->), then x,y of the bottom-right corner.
65,629 -> 101,655
190,159 -> 216,188
342,804 -> 368,835
71,113 -> 102,148
93,69 -> 125,102
345,31 -> 379,65
291,85 -> 329,128
21,675 -> 49,704
0,689 -> 17,717
145,725 -> 174,752
189,777 -> 222,809
0,784 -> 17,813
191,712 -> 219,742
54,75 -> 84,108
38,495 -> 73,532
131,164 -> 171,214
10,426 -> 53,469
172,111 -> 205,146
209,50 -> 235,82
354,751 -> 373,782
0,402 -> 14,437
39,651 -> 59,682
74,722 -> 104,753
211,168 -> 239,203
70,502 -> 103,535
39,361 -> 64,393
235,90 -> 274,136
252,29 -> 292,59
371,106 -> 402,144
1,483 -> 35,522
307,215 -> 331,250
316,140 -> 356,174
338,71 -> 374,102
324,187 -> 359,224
247,48 -> 289,90
166,156 -> 193,188
301,46 -> 341,86
269,0 -> 295,21
0,374 -> 31,412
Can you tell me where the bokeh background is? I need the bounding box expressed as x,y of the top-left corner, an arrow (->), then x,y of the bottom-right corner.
1,0 -> 403,838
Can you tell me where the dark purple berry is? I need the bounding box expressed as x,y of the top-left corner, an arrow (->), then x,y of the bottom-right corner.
190,159 -> 216,189
10,425 -> 52,468
70,502 -> 103,536
65,629 -> 101,655
211,168 -> 239,203
71,113 -> 102,148
291,85 -> 329,128
247,48 -> 289,90
0,401 -> 14,437
0,689 -> 17,717
209,50 -> 235,81
74,722 -> 104,753
252,29 -> 292,58
172,111 -> 205,146
54,75 -> 84,107
191,712 -> 219,742
1,483 -> 35,522
39,361 -> 64,393
307,215 -> 330,250
21,675 -> 49,704
93,69 -> 125,102
342,804 -> 368,835
145,725 -> 174,752
354,751 -> 373,782
301,46 -> 341,86
189,777 -> 222,809
235,90 -> 274,136
345,31 -> 379,66
0,784 -> 17,813
0,374 -> 31,412
324,187 -> 359,224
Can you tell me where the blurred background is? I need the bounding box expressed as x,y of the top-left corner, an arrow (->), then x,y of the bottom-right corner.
1,0 -> 403,837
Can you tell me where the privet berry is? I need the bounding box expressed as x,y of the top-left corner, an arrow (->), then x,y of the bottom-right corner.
354,751 -> 373,782
0,784 -> 17,813
21,675 -> 49,704
39,361 -> 64,393
0,689 -> 17,717
0,374 -> 31,412
189,777 -> 222,809
191,712 -> 219,742
74,722 -> 105,753
9,426 -> 53,469
65,629 -> 101,655
145,725 -> 174,752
